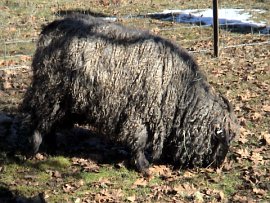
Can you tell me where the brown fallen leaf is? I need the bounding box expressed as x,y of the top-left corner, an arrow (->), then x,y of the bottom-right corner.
250,152 -> 264,165
194,191 -> 204,202
149,165 -> 170,175
253,187 -> 267,196
72,157 -> 100,172
74,197 -> 81,203
261,131 -> 270,145
35,153 -> 45,160
232,194 -> 251,202
24,175 -> 37,180
3,81 -> 12,89
95,193 -> 107,202
235,148 -> 250,159
173,183 -> 197,196
213,189 -> 225,201
250,112 -> 262,122
52,170 -> 61,178
133,178 -> 148,187
20,55 -> 32,62
97,178 -> 112,188
238,135 -> 249,144
183,170 -> 196,178
77,179 -> 85,187
222,159 -> 234,171
8,27 -> 17,32
239,126 -> 252,136
0,60 -> 5,66
262,105 -> 270,112
95,189 -> 123,202
63,183 -> 76,193
126,195 -> 136,202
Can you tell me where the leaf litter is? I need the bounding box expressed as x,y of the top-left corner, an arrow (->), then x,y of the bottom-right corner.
0,0 -> 270,202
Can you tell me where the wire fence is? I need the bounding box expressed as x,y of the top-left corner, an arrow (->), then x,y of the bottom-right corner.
0,0 -> 269,71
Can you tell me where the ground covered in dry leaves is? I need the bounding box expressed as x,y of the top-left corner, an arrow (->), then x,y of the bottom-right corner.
0,0 -> 270,202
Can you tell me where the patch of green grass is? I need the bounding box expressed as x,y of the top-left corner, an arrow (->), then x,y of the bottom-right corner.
246,120 -> 255,130
1,0 -> 270,202
0,161 -> 50,198
0,163 -> 21,184
212,172 -> 242,196
78,166 -> 162,198
28,156 -> 71,171
14,185 -> 43,197
80,166 -> 138,184
36,171 -> 51,183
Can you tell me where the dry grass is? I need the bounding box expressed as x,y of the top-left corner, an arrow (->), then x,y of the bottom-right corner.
0,0 -> 269,202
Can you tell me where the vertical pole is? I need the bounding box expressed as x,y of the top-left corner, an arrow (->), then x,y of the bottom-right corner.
213,0 -> 219,57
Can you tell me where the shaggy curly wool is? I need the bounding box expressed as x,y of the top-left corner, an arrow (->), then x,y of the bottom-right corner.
21,14 -> 238,173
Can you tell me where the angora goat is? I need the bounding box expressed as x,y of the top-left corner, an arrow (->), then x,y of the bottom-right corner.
20,15 -> 238,174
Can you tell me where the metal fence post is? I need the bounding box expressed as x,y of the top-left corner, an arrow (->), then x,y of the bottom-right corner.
213,0 -> 219,57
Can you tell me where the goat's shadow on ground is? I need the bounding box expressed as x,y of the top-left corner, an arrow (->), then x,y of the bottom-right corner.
0,113 -> 130,168
0,182 -> 46,203
0,113 -> 131,202
47,126 -> 130,164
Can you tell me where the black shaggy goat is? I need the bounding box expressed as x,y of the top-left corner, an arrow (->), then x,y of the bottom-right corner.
20,15 -> 238,174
